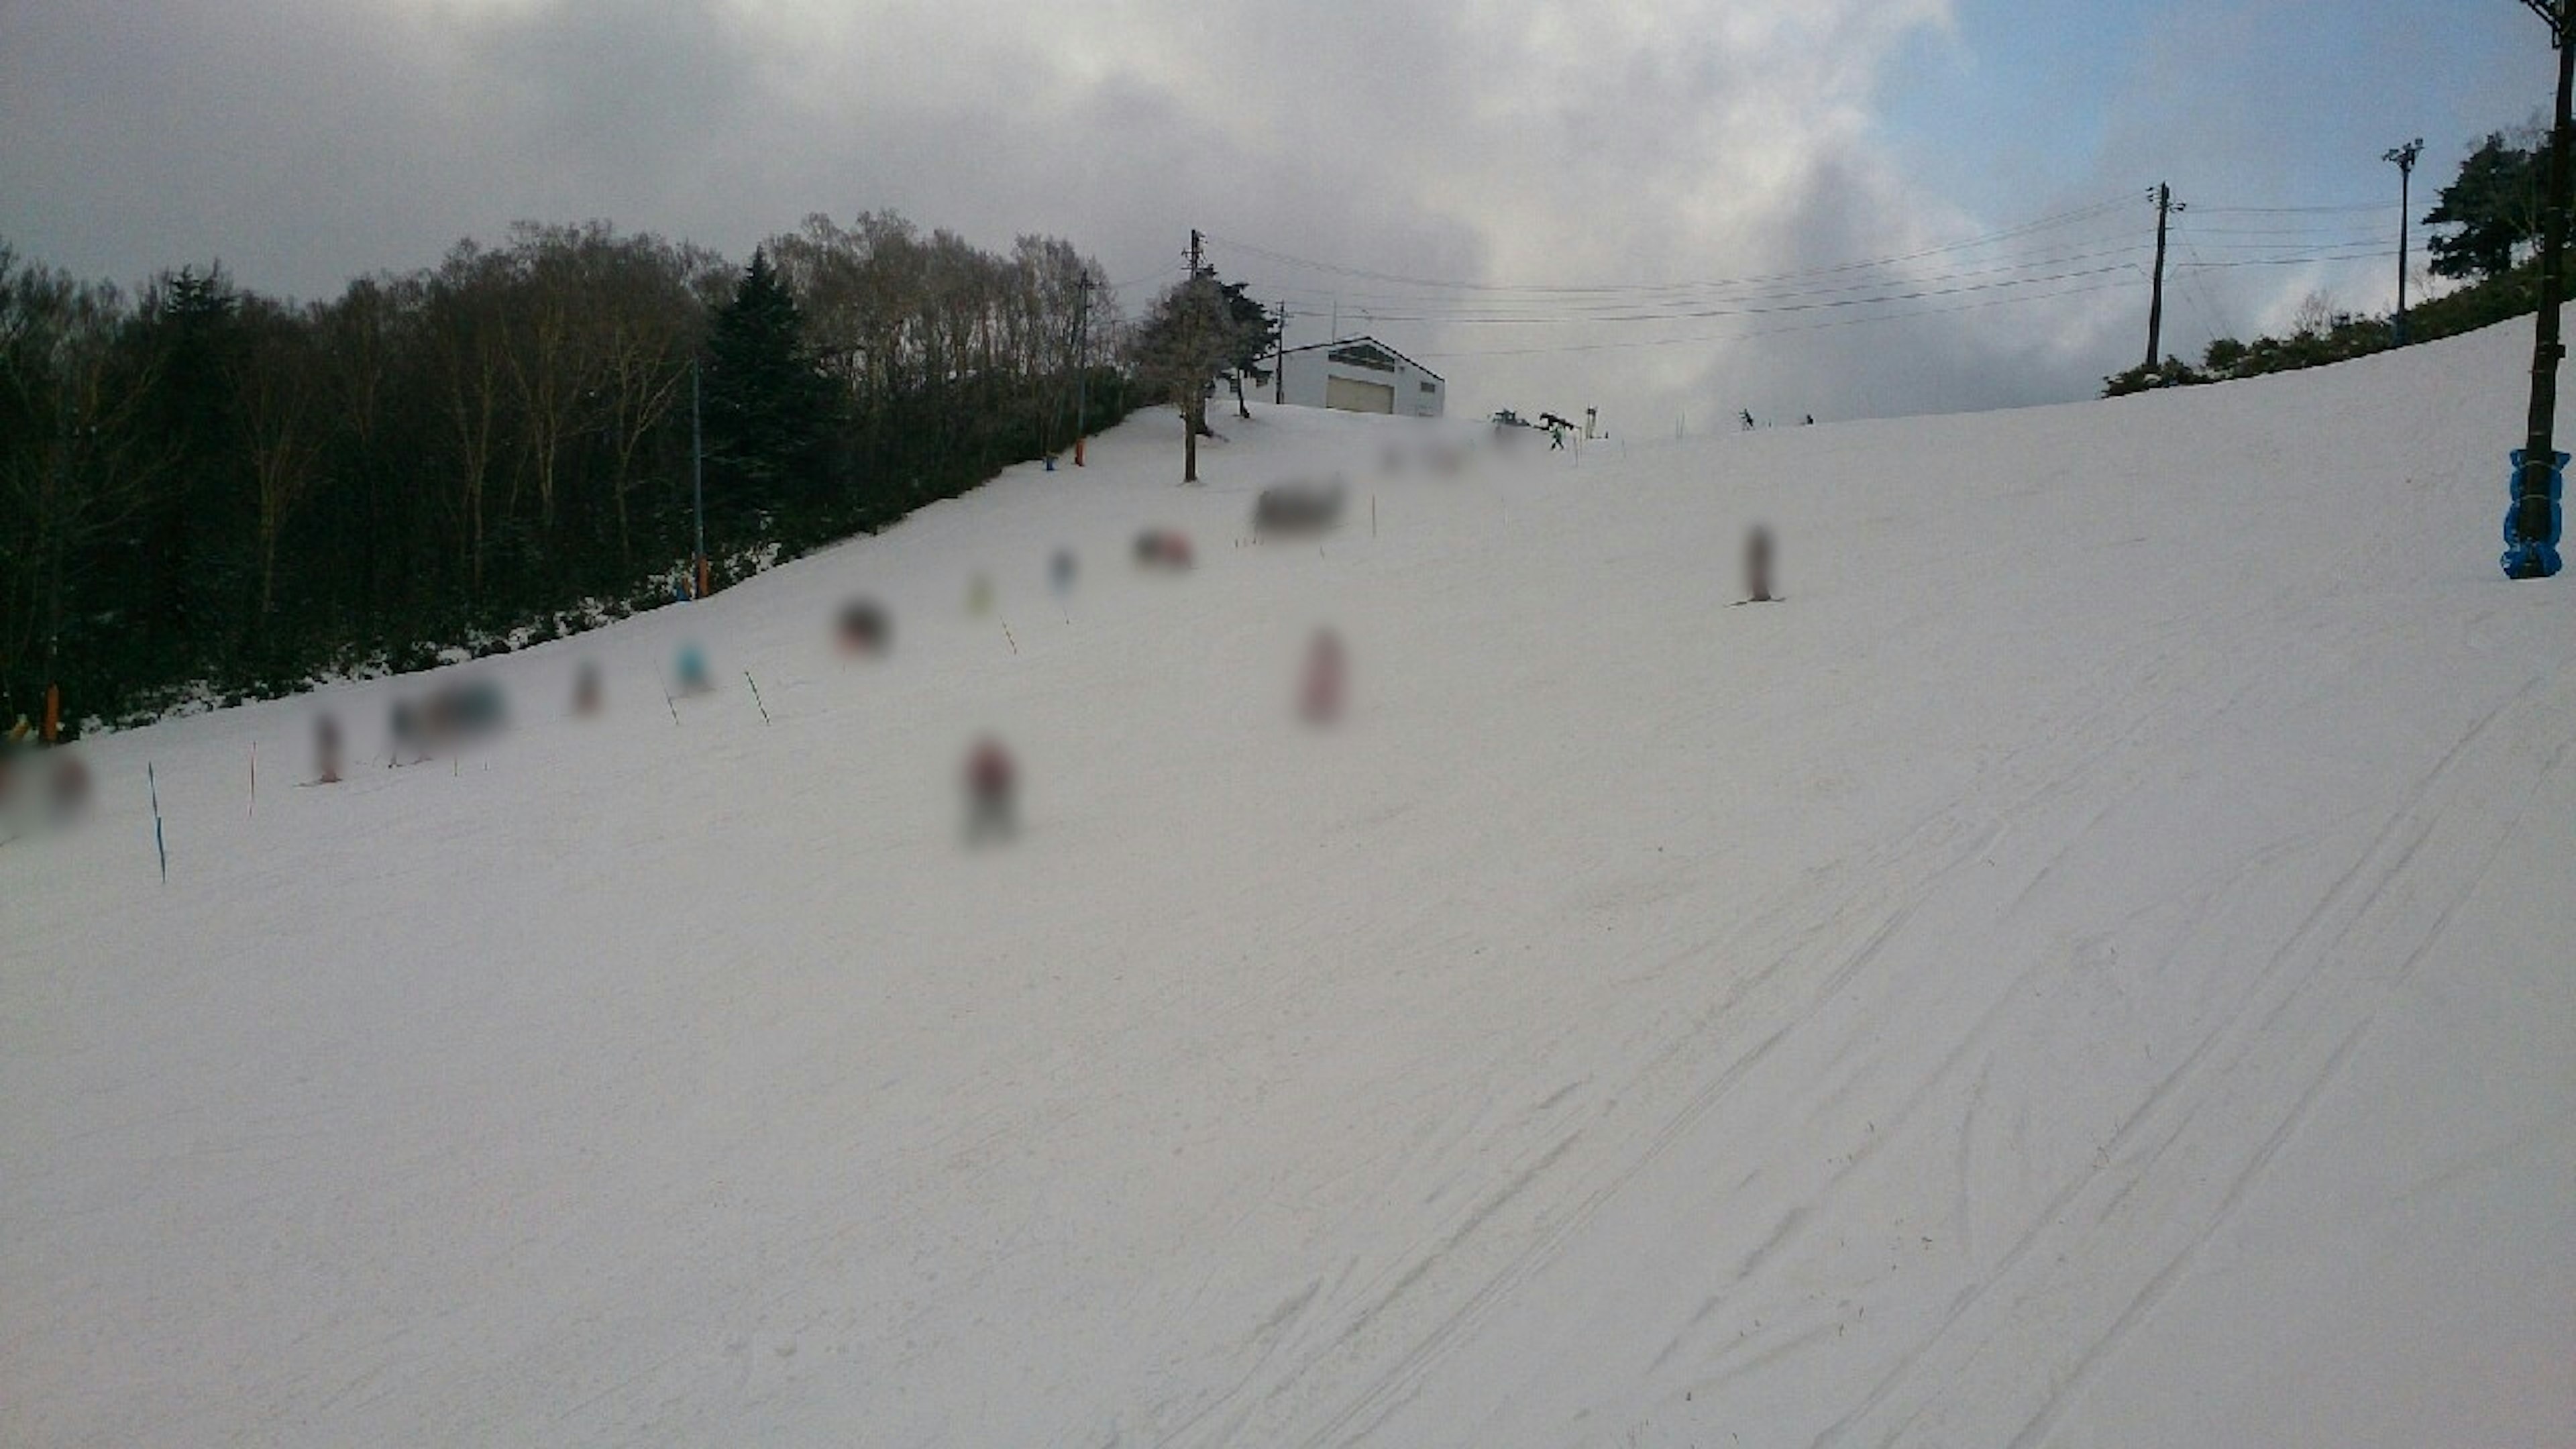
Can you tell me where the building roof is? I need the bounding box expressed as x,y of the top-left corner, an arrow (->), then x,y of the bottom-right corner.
1275,334 -> 1444,383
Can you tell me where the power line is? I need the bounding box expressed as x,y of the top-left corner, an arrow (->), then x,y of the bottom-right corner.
2174,234 -> 2240,341
2164,236 -> 2395,250
2171,245 -> 2396,270
1185,182 -> 2408,368
1107,260 -> 1187,293
1197,192 -> 2139,299
1415,274 -> 2145,360
1259,262 -> 2142,327
2177,222 -> 2409,237
2190,201 -> 2402,215
1228,242 -> 2161,324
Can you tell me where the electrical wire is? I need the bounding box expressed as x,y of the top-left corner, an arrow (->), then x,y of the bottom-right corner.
1232,241 -> 2160,324
1108,260 -> 1187,293
1295,262 -> 2150,327
1198,191 -> 2140,299
1183,184 -> 2405,363
2189,201 -> 2401,215
2172,243 -> 2394,270
1414,274 -> 2145,360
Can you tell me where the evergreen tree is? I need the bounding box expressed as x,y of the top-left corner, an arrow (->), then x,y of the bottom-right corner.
2427,133 -> 2541,282
1218,281 -> 1279,419
125,265 -> 250,669
703,248 -> 834,526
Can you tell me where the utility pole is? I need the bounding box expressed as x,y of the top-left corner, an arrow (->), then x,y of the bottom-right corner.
2384,139 -> 2424,343
1184,230 -> 1204,484
2511,0 -> 2573,578
691,358 -> 706,599
1073,277 -> 1091,466
2145,182 -> 2184,373
1275,301 -> 1289,404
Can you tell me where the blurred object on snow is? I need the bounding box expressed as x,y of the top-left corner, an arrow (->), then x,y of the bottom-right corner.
837,598 -> 891,657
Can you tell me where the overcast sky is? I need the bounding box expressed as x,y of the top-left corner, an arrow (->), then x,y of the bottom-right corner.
0,0 -> 2545,429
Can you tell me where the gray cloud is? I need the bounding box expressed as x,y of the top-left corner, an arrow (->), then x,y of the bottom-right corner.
0,0 -> 2535,428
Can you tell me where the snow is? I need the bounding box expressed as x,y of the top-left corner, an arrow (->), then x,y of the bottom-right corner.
5,321 -> 2573,1448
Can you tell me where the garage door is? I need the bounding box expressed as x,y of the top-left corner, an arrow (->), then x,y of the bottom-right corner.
1325,376 -> 1396,414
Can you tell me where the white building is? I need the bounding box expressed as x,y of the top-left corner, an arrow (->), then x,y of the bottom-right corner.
1270,336 -> 1445,419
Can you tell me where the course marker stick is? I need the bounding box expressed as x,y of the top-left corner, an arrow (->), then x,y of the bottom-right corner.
147,761 -> 167,884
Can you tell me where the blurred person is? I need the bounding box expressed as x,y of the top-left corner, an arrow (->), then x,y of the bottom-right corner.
389,698 -> 429,765
1300,628 -> 1346,726
1254,480 -> 1344,537
1743,525 -> 1778,604
837,599 -> 890,655
967,573 -> 994,616
443,679 -> 506,739
315,714 -> 343,785
963,737 -> 1017,845
676,643 -> 713,696
44,754 -> 90,829
573,661 -> 603,716
1050,548 -> 1077,596
1134,529 -> 1192,570
0,740 -> 21,841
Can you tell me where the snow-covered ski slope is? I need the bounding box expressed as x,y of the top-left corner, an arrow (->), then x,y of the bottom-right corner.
5,317 -> 2572,1448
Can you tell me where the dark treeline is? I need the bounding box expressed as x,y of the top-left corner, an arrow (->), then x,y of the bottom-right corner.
0,213 -> 1129,733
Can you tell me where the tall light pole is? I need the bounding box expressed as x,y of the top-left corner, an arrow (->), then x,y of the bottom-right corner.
2384,138 -> 2423,343
2509,0 -> 2572,578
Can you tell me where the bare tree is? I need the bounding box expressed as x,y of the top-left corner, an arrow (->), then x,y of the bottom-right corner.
0,248 -> 169,708
1126,275 -> 1241,483
591,237 -> 706,564
232,296 -> 327,622
427,242 -> 513,598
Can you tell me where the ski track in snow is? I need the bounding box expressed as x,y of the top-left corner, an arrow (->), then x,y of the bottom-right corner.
5,320 -> 2574,1449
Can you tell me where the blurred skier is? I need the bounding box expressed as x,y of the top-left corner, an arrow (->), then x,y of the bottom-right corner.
44,754 -> 90,828
1134,529 -> 1192,570
389,698 -> 429,765
1743,525 -> 1777,604
963,737 -> 1017,844
837,598 -> 890,655
675,642 -> 713,696
1300,628 -> 1346,725
315,714 -> 343,785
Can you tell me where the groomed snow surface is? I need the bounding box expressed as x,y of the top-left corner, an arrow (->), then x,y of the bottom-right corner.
5,319 -> 2573,1448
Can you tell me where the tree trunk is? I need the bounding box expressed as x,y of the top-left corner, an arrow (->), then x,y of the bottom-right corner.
1183,392 -> 1199,483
